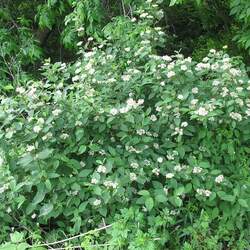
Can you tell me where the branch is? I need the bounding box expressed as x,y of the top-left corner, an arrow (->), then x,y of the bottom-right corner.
28,224 -> 113,248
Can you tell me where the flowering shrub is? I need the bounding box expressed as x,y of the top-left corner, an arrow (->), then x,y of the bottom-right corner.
0,1 -> 250,249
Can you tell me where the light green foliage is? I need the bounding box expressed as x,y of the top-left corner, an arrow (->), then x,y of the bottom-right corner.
230,0 -> 250,53
0,0 -> 250,249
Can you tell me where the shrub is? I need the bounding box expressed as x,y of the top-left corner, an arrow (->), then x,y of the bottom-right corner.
0,1 -> 250,249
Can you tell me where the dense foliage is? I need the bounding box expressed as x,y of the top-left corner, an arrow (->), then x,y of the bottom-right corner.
0,0 -> 250,249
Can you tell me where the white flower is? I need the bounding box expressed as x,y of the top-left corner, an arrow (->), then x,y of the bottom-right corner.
160,81 -> 165,86
121,75 -> 131,81
229,68 -> 240,76
77,41 -> 83,46
190,99 -> 198,106
97,165 -> 106,173
174,164 -> 183,172
75,121 -> 83,126
119,106 -> 129,113
136,129 -> 145,135
27,145 -> 35,152
91,178 -> 99,184
156,106 -> 162,112
33,126 -> 42,133
72,75 -> 80,82
166,173 -> 174,179
177,94 -> 184,100
16,87 -> 25,94
130,162 -> 139,169
42,132 -> 53,141
130,173 -> 137,181
152,168 -> 160,176
193,167 -> 202,174
215,175 -> 224,183
167,71 -> 175,78
37,118 -> 45,124
162,55 -> 172,62
110,108 -> 119,116
212,80 -> 220,86
196,189 -> 211,197
229,112 -> 242,122
192,87 -> 199,94
52,109 -> 62,116
181,122 -> 188,127
93,199 -> 101,206
126,98 -> 137,107
204,190 -> 212,197
103,180 -> 118,189
31,213 -> 37,219
137,99 -> 144,105
153,143 -> 159,149
60,133 -> 69,139
157,157 -> 163,163
180,65 -> 187,71
195,107 -> 208,116
172,127 -> 183,136
150,115 -> 157,122
124,47 -> 131,52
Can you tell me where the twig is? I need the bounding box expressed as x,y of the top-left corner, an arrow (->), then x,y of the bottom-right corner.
121,0 -> 126,16
51,243 -> 112,250
28,224 -> 113,248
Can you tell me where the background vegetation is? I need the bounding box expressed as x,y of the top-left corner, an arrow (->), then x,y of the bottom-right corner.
0,0 -> 250,249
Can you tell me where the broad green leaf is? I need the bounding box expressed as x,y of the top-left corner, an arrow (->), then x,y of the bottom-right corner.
145,197 -> 154,211
238,199 -> 249,208
37,149 -> 53,160
39,203 -> 53,217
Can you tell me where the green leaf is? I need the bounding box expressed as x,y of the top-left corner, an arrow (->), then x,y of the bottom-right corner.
238,199 -> 249,208
79,169 -> 92,177
175,186 -> 185,196
39,203 -> 53,217
169,0 -> 178,6
75,129 -> 84,142
217,191 -> 235,202
78,145 -> 87,154
37,149 -> 53,160
10,232 -> 24,243
169,196 -> 182,207
0,243 -> 17,250
138,190 -> 150,196
155,194 -> 167,203
32,183 -> 46,205
18,154 -> 33,167
145,197 -> 154,211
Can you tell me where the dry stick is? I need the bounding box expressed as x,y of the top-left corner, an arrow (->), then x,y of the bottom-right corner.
28,224 -> 113,248
52,243 -> 112,250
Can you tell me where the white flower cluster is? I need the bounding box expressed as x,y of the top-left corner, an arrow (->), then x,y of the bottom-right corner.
215,175 -> 224,183
130,162 -> 139,169
166,173 -> 174,179
192,167 -> 202,174
110,98 -> 144,115
103,180 -> 118,189
152,168 -> 160,176
93,199 -> 101,206
196,189 -> 212,197
229,112 -> 242,122
130,173 -> 137,181
97,165 -> 107,173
